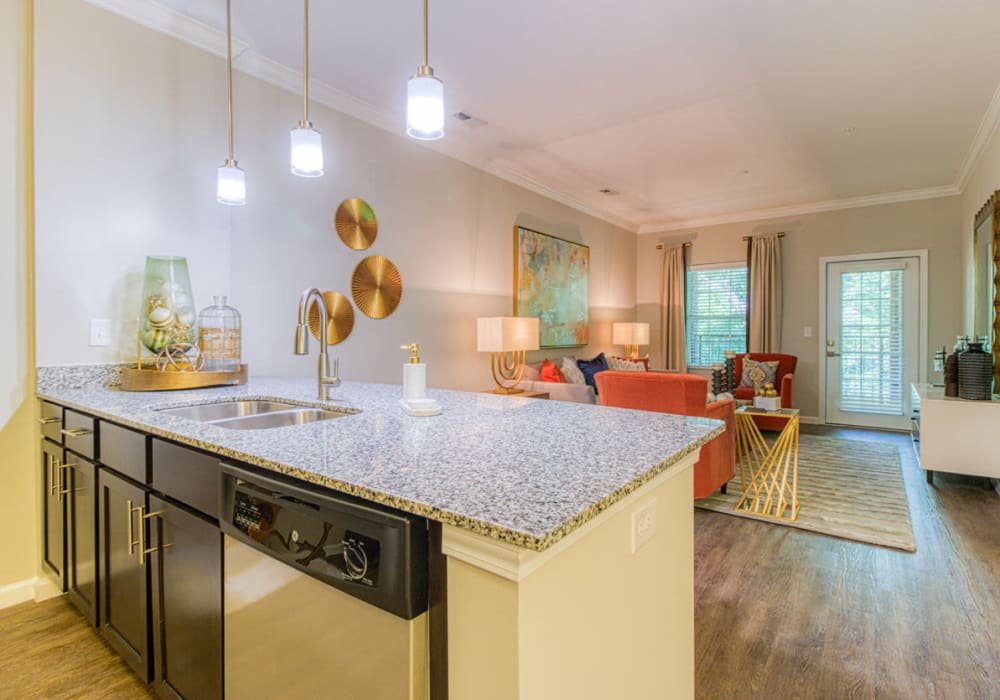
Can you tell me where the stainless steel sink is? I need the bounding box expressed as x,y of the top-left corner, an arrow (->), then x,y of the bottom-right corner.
156,399 -> 351,430
157,400 -> 298,422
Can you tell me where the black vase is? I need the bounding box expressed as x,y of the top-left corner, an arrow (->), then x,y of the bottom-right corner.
958,342 -> 993,400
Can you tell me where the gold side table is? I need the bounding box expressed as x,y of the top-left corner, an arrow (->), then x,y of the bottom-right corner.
734,407 -> 800,521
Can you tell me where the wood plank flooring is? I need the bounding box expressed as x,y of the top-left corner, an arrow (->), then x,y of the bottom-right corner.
1,425 -> 997,699
696,425 -> 1000,699
0,595 -> 152,699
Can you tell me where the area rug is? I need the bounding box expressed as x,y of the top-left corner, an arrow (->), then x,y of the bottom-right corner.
695,434 -> 916,552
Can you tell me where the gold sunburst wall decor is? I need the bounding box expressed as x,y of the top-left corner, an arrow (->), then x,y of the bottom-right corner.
307,291 -> 355,344
335,197 -> 378,250
351,256 -> 402,319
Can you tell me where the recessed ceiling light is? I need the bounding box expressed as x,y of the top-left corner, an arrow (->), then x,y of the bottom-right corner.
736,169 -> 750,176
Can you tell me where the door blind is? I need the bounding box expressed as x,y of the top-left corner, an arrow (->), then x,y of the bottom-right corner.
839,268 -> 905,415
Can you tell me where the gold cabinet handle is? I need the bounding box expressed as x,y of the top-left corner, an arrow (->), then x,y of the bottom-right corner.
127,500 -> 141,556
49,457 -> 59,497
61,427 -> 93,438
38,417 -> 60,425
139,506 -> 173,566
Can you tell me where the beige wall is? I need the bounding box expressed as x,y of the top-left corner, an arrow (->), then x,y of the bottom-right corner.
960,125 -> 1000,332
0,0 -> 38,592
34,0 -> 636,391
637,197 -> 963,418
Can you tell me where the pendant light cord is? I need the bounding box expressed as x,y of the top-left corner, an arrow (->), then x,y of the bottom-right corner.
226,0 -> 234,162
422,0 -> 429,67
302,0 -> 309,123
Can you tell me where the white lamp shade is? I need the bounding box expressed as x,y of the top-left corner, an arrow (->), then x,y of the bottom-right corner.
477,317 -> 539,353
406,74 -> 444,140
216,163 -> 246,206
290,126 -> 324,177
612,322 -> 650,346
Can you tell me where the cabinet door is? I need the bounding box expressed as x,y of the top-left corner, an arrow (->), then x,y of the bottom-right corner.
149,496 -> 222,700
65,454 -> 98,626
98,467 -> 151,682
41,439 -> 65,590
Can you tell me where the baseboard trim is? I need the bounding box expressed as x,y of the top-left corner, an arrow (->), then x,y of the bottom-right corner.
33,575 -> 62,602
799,415 -> 822,425
0,576 -> 63,609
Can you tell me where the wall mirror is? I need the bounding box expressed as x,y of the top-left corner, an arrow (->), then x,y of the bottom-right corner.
973,190 -> 1000,391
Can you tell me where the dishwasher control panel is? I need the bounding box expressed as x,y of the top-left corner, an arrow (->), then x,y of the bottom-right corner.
220,463 -> 428,620
232,489 -> 382,588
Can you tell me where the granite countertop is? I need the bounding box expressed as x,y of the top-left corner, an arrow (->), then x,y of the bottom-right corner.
37,370 -> 723,552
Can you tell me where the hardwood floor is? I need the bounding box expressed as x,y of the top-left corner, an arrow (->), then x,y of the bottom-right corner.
2,425 -> 997,699
0,595 -> 152,699
695,424 -> 1000,699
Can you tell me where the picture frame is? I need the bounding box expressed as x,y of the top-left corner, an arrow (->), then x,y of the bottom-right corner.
513,226 -> 590,348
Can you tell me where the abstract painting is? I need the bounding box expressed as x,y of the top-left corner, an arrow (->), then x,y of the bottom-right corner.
514,226 -> 589,347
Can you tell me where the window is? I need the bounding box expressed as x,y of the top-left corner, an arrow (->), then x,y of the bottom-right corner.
685,265 -> 748,367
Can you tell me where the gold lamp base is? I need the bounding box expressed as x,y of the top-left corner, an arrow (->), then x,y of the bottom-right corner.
489,350 -> 527,393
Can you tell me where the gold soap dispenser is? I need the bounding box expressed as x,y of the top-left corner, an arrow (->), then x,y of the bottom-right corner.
399,343 -> 441,416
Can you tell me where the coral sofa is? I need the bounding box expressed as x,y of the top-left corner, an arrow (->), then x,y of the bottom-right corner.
733,353 -> 797,431
595,371 -> 735,499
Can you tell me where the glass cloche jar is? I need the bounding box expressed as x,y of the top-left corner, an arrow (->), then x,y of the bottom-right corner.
197,296 -> 242,372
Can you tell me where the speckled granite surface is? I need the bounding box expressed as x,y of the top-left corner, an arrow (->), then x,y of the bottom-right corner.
38,373 -> 723,552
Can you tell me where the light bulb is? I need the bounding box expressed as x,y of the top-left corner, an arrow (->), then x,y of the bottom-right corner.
290,124 -> 324,177
406,72 -> 444,140
217,162 -> 246,206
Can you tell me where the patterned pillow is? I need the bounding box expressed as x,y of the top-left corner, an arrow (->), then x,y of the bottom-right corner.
740,357 -> 779,391
561,356 -> 587,385
608,356 -> 646,372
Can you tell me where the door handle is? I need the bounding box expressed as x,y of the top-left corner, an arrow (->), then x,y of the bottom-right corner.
61,427 -> 92,438
55,460 -> 75,501
139,509 -> 172,565
127,500 -> 142,556
826,351 -> 841,357
38,417 -> 60,425
49,457 -> 59,496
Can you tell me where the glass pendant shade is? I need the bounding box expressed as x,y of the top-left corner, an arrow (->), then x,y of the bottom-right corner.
216,163 -> 246,206
290,125 -> 324,177
406,73 -> 444,140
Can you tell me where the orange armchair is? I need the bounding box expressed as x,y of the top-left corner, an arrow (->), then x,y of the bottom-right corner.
733,353 -> 797,431
595,371 -> 735,499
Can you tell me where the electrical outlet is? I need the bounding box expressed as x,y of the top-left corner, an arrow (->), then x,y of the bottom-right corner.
631,500 -> 657,553
89,319 -> 112,347
803,325 -> 813,338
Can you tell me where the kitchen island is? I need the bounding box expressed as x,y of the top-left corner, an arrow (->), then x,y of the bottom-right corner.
38,367 -> 723,699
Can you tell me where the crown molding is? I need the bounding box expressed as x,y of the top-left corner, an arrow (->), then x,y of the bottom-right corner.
82,0 -> 636,233
955,80 -> 1000,192
636,184 -> 962,234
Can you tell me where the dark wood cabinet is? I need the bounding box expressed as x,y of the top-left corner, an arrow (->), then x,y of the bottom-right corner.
149,496 -> 222,700
98,467 -> 151,682
41,438 -> 65,590
65,453 -> 98,626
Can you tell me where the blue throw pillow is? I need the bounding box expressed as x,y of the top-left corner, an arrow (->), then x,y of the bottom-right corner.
576,352 -> 609,394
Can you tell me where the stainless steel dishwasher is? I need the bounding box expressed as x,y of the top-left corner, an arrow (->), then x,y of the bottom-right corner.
220,463 -> 429,699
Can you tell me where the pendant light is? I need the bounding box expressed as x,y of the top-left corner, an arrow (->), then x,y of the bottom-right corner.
217,0 -> 246,205
290,0 -> 324,176
406,0 -> 444,140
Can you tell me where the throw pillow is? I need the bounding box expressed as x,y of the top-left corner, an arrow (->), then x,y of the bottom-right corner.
540,359 -> 565,383
561,356 -> 587,385
740,357 -> 779,391
576,353 -> 609,393
608,356 -> 646,372
522,362 -> 542,382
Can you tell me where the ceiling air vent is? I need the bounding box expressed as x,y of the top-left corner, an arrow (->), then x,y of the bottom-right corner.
452,111 -> 487,128
599,188 -> 619,196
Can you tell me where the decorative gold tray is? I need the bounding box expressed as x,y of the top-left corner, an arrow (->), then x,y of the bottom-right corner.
119,364 -> 248,392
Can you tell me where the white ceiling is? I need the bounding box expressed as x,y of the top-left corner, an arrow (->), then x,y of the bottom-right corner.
106,0 -> 1000,231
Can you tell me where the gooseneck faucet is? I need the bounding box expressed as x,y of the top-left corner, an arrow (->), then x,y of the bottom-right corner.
294,287 -> 341,400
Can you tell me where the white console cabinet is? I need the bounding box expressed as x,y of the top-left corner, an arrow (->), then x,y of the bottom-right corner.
911,383 -> 1000,482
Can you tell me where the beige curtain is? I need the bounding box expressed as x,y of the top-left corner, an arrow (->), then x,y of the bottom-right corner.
748,234 -> 782,352
660,244 -> 686,371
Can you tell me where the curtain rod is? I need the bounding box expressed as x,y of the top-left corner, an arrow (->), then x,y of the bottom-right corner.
742,232 -> 785,241
655,242 -> 693,250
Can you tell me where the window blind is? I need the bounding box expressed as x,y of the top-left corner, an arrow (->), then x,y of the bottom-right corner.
685,266 -> 748,367
838,269 -> 905,415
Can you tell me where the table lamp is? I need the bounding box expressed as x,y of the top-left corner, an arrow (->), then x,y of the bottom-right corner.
477,316 -> 539,394
612,322 -> 650,360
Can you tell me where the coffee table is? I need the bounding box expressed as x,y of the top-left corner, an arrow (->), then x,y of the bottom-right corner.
734,406 -> 800,521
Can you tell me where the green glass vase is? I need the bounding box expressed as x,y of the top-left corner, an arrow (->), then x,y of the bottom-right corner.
139,256 -> 197,354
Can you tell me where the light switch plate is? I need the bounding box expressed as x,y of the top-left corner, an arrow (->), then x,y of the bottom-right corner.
89,318 -> 111,347
631,500 -> 657,553
803,325 -> 813,338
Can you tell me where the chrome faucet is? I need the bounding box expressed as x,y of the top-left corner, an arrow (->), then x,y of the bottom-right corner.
294,288 -> 341,400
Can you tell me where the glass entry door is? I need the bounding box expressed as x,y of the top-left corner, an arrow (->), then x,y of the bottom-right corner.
825,258 -> 919,430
